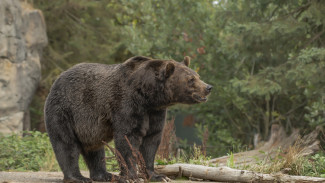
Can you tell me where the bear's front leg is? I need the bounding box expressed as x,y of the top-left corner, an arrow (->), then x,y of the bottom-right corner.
114,132 -> 143,180
112,110 -> 149,180
140,134 -> 171,182
140,109 -> 171,182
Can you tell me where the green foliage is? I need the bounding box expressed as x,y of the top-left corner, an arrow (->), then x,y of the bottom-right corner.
305,102 -> 325,128
227,152 -> 235,168
115,0 -> 214,60
0,131 -> 117,172
0,131 -> 59,171
208,0 -> 325,145
103,144 -> 120,172
305,153 -> 325,177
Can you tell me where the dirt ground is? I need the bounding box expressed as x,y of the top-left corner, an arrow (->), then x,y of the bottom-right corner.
0,171 -> 215,183
0,171 -> 68,183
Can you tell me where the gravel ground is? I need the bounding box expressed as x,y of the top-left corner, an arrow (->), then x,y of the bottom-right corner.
0,171 -> 215,183
0,171 -> 66,183
0,171 -> 120,183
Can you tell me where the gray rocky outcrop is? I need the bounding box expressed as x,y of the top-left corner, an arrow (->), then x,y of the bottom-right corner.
0,0 -> 47,134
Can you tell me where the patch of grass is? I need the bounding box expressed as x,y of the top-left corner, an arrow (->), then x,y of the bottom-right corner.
0,131 -> 117,172
226,151 -> 235,168
245,144 -> 325,177
188,144 -> 211,166
155,143 -> 211,166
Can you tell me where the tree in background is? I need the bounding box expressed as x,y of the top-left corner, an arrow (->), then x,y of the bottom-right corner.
31,0 -> 324,156
209,0 -> 325,154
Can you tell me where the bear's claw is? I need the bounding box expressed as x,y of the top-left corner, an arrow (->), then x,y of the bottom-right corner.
63,176 -> 92,183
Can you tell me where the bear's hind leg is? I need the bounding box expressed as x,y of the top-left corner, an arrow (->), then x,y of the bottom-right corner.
46,110 -> 91,183
51,139 -> 91,183
82,147 -> 114,182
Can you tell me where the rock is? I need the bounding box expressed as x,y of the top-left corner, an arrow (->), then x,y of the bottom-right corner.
0,0 -> 47,134
0,112 -> 24,134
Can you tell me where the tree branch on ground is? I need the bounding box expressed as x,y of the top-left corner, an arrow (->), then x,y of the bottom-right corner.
155,164 -> 325,183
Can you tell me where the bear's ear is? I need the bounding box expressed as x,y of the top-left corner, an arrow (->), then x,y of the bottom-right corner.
183,56 -> 191,67
165,62 -> 175,78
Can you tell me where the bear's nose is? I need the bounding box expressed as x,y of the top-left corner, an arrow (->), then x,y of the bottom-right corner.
206,85 -> 213,93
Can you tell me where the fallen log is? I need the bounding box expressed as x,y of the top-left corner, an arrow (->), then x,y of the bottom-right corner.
155,164 -> 325,183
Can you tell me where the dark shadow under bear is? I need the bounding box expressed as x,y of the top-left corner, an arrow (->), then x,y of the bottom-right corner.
44,56 -> 212,183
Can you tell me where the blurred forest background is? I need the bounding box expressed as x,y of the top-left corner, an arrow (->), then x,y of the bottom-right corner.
28,0 -> 325,157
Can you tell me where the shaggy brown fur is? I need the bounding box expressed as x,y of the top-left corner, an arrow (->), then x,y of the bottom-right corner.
44,56 -> 212,183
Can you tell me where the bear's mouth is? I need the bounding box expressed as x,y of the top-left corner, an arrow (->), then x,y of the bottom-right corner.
193,94 -> 208,102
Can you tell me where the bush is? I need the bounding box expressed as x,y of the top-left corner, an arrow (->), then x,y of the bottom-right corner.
0,131 -> 59,171
304,153 -> 325,178
0,131 -> 119,172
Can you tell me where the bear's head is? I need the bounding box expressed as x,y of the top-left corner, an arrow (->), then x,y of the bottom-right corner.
164,56 -> 212,104
125,56 -> 212,106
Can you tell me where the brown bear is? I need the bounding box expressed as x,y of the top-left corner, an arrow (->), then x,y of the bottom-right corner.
44,56 -> 212,183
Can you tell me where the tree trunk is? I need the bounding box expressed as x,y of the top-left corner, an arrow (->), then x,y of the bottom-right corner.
155,164 -> 325,183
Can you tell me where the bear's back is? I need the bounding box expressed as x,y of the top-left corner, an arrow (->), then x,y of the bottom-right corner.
44,63 -> 122,146
46,63 -> 122,113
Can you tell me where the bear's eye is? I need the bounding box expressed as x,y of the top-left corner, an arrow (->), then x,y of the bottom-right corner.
188,77 -> 195,83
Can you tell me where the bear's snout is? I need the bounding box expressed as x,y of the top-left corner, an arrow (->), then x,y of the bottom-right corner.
206,85 -> 213,93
